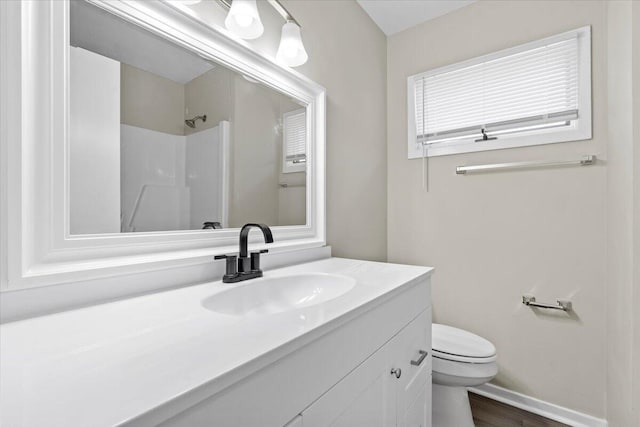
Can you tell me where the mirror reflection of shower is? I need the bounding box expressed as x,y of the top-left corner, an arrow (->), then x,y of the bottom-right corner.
185,114 -> 207,128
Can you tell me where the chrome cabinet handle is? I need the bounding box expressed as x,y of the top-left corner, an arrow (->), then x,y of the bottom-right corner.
390,368 -> 402,379
410,350 -> 428,366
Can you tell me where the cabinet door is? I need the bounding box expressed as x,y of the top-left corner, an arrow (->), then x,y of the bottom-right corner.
401,384 -> 429,427
302,307 -> 432,427
301,343 -> 396,427
393,309 -> 432,418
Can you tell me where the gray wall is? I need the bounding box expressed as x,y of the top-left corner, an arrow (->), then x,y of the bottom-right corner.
229,75 -> 282,227
387,0 -> 608,418
184,66 -> 233,136
121,64 -> 185,136
286,1 -> 388,261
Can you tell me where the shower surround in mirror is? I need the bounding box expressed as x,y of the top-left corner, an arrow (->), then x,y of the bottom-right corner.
120,123 -> 228,233
68,0 -> 306,235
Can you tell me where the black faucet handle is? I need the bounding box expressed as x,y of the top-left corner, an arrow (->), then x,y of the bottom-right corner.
214,254 -> 237,277
250,250 -> 269,271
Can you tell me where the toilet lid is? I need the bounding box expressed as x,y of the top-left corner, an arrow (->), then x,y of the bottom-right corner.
432,324 -> 496,359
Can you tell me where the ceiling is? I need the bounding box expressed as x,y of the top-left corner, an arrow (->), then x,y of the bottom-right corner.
357,0 -> 476,36
70,0 -> 214,84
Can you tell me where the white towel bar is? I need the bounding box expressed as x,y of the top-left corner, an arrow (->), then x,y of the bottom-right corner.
456,155 -> 596,175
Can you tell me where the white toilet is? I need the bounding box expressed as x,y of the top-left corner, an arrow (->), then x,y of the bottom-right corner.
432,324 -> 498,427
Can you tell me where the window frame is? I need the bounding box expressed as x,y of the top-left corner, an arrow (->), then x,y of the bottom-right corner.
407,26 -> 592,159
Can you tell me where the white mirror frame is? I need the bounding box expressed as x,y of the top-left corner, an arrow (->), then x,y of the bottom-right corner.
0,0 -> 326,291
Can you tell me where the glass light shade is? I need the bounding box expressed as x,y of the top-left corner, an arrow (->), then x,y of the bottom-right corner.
177,0 -> 202,4
224,0 -> 264,40
276,21 -> 308,67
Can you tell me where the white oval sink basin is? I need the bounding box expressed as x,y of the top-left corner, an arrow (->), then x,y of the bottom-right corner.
202,273 -> 356,316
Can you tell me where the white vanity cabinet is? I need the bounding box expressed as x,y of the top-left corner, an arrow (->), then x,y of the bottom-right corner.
1,258 -> 433,427
301,309 -> 432,427
157,273 -> 432,427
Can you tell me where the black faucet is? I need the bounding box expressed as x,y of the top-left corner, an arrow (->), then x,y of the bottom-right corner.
214,223 -> 274,283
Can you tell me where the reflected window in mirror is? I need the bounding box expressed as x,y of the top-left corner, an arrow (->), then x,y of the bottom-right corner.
282,109 -> 306,174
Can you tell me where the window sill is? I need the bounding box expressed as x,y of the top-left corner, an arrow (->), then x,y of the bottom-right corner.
407,125 -> 592,159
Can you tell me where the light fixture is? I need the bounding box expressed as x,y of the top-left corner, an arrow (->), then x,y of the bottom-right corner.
224,0 -> 264,40
175,0 -> 202,4
218,0 -> 309,68
276,21 -> 308,67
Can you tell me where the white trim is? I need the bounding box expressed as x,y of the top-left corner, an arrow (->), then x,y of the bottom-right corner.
407,26 -> 592,159
0,0 -> 15,291
0,0 -> 326,292
469,383 -> 608,427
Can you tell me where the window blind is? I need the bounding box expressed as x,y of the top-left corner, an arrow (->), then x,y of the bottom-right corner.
284,110 -> 306,163
414,36 -> 580,145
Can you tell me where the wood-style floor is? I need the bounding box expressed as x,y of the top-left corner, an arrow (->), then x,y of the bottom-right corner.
469,392 -> 570,427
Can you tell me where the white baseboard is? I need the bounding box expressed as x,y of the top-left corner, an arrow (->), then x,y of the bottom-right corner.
468,383 -> 608,427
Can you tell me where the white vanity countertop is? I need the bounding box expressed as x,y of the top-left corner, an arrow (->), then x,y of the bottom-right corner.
0,257 -> 432,427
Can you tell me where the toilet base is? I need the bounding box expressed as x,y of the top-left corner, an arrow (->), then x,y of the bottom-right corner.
432,384 -> 475,427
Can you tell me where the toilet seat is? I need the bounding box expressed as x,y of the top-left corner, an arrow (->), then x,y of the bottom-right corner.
432,349 -> 496,364
432,323 -> 497,363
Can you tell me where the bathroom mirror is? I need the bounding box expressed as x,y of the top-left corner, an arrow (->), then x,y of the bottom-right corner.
69,0 -> 306,234
2,0 -> 325,291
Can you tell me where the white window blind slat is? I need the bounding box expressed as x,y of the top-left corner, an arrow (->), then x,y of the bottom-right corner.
414,36 -> 581,144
